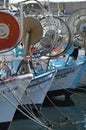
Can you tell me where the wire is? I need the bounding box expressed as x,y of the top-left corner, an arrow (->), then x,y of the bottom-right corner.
0,90 -> 52,130
2,78 -> 53,130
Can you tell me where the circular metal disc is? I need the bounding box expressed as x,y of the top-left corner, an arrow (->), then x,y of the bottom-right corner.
77,20 -> 86,40
67,8 -> 86,43
22,16 -> 43,46
0,11 -> 20,51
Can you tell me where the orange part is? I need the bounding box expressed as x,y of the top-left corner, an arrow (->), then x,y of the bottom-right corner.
0,11 -> 20,51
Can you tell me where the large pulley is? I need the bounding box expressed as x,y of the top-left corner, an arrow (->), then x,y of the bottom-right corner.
67,8 -> 86,48
22,16 -> 43,56
40,15 -> 71,58
77,19 -> 86,40
0,11 -> 21,53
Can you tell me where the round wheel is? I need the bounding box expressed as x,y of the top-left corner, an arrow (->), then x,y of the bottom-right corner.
0,11 -> 21,53
67,8 -> 86,48
39,15 -> 71,58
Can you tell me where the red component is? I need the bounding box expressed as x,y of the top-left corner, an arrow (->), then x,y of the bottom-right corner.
0,11 -> 20,51
31,46 -> 36,53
